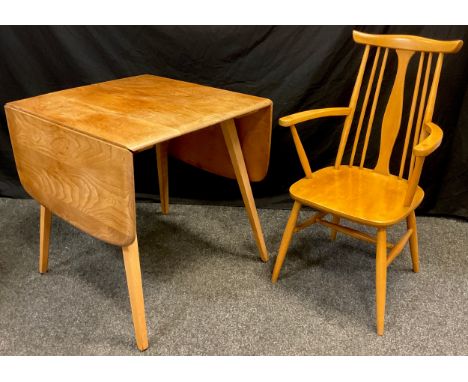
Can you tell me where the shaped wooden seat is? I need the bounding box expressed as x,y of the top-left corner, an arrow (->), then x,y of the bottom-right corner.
290,166 -> 424,226
271,30 -> 463,335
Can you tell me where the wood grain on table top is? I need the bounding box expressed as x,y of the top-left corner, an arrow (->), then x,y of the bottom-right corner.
5,108 -> 136,246
5,74 -> 272,152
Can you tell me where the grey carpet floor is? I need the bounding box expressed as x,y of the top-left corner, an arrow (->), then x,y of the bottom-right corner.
0,198 -> 467,355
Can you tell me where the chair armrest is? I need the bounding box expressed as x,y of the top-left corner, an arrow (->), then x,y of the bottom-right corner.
413,121 -> 443,157
278,107 -> 351,127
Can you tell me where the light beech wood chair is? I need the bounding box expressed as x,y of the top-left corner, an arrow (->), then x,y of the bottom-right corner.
271,31 -> 463,335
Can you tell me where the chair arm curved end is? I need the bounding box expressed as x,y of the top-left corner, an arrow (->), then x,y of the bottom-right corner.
413,121 -> 443,157
278,107 -> 351,127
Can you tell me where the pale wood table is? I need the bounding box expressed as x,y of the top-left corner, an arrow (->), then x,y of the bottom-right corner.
5,74 -> 272,351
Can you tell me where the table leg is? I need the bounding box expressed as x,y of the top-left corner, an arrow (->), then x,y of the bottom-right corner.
220,119 -> 269,262
156,142 -> 169,215
122,236 -> 149,351
39,205 -> 52,273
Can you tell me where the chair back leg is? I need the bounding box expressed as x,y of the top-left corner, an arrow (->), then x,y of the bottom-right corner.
330,215 -> 340,240
376,227 -> 388,335
406,211 -> 420,272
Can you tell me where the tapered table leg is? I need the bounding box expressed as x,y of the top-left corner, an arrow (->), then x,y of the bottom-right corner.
39,205 -> 52,274
122,236 -> 149,351
221,119 -> 269,262
376,228 -> 388,336
156,142 -> 169,215
272,201 -> 302,283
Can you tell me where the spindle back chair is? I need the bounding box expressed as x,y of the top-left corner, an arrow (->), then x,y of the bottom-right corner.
271,30 -> 463,335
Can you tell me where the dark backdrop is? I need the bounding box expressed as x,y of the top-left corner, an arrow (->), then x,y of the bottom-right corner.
1,26 -> 467,218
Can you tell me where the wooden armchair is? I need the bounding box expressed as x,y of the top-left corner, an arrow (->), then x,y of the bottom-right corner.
271,30 -> 463,335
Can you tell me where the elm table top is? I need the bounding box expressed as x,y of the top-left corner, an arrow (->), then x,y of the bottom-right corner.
6,74 -> 272,151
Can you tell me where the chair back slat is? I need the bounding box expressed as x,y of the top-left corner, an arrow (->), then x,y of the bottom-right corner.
360,48 -> 389,168
423,53 -> 444,128
408,53 -> 433,178
404,53 -> 445,187
349,47 -> 381,167
399,52 -> 425,179
374,49 -> 415,175
335,44 -> 370,168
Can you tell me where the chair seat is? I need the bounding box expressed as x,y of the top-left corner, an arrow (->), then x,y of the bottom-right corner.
289,166 -> 424,226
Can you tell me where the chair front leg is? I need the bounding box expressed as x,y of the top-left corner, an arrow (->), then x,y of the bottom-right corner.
272,201 -> 302,283
376,227 -> 387,335
406,211 -> 419,272
39,205 -> 52,274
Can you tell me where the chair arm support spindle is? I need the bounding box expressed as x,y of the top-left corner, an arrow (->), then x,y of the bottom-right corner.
290,125 -> 313,178
282,108 -> 351,178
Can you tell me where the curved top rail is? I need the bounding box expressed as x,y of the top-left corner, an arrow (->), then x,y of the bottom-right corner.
353,30 -> 463,53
